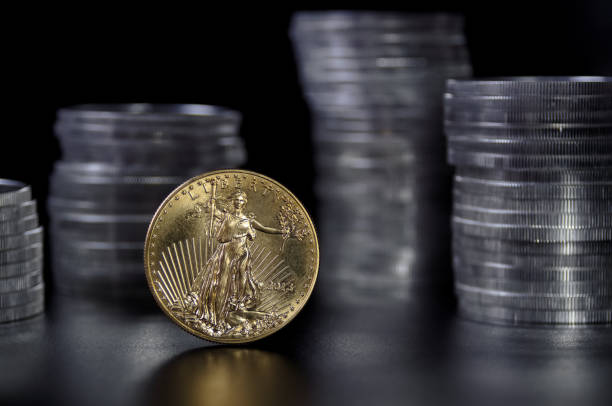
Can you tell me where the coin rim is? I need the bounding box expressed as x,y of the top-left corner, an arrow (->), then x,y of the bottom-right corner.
143,169 -> 320,344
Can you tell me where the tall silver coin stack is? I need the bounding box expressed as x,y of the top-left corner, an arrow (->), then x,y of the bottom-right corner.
48,104 -> 245,297
290,12 -> 472,296
0,179 -> 44,322
446,77 -> 612,324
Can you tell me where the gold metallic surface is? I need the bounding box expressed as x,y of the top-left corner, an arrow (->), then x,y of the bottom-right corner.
144,170 -> 319,343
148,348 -> 310,406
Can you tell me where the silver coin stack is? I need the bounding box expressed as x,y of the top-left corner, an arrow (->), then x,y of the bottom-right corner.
48,104 -> 245,297
0,180 -> 44,322
290,12 -> 471,295
446,77 -> 612,325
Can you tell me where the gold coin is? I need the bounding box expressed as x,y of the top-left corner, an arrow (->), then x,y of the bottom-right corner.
144,169 -> 319,343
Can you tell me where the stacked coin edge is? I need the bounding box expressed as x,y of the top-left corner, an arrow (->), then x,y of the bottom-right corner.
446,77 -> 612,325
0,179 -> 44,323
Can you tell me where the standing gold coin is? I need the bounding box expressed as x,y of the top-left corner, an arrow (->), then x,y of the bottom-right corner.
144,169 -> 319,343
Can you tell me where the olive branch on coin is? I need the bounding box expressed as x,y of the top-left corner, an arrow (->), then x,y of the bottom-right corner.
276,204 -> 308,252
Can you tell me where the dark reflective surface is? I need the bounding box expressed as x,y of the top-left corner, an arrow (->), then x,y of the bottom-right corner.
146,348 -> 309,406
1,287 -> 611,406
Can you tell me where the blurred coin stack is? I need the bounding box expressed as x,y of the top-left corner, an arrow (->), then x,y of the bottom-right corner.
49,104 -> 245,297
290,12 -> 471,296
446,77 -> 612,324
0,180 -> 44,322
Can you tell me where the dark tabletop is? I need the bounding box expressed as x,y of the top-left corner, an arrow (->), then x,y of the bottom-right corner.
1,278 -> 612,406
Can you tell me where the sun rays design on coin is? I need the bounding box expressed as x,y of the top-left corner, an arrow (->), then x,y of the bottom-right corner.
144,170 -> 319,343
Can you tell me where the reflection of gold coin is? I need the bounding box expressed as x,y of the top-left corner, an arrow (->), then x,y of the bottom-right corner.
147,348 -> 310,406
144,169 -> 319,343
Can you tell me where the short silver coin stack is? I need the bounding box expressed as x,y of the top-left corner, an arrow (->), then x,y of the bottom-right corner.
48,104 -> 245,297
0,180 -> 44,322
446,77 -> 612,324
290,12 -> 472,297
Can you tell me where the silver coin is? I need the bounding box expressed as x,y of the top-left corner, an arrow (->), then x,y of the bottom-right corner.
453,176 -> 612,200
49,216 -> 149,243
0,214 -> 39,236
0,180 -> 31,207
300,66 -> 467,83
52,256 -> 143,276
51,263 -> 142,282
0,200 -> 37,222
453,259 -> 612,282
300,65 -> 472,87
47,196 -> 160,215
306,94 -> 444,111
0,299 -> 44,323
0,283 -> 44,308
58,133 -> 245,152
447,136 -> 612,155
50,211 -> 151,224
294,45 -> 469,61
52,275 -> 148,297
0,227 -> 43,251
291,11 -> 464,31
454,167 -> 612,183
293,33 -> 467,50
452,233 -> 612,256
313,115 -> 433,133
0,256 -> 43,278
50,169 -> 186,186
453,206 -> 612,228
299,51 -> 470,66
455,274 -> 612,295
446,92 -> 612,103
50,239 -> 143,264
445,122 -> 612,139
49,173 -> 182,203
52,161 -> 192,177
0,270 -> 43,294
453,216 -> 612,241
445,98 -> 612,124
307,82 -> 448,103
453,245 -> 612,266
453,194 -> 612,213
0,243 -> 43,265
55,120 -> 239,140
448,150 -> 612,169
457,300 -> 612,324
446,77 -> 612,97
456,283 -> 612,310
446,121 -> 612,135
59,138 -> 246,167
57,103 -> 241,126
314,155 -> 416,174
444,120 -> 612,131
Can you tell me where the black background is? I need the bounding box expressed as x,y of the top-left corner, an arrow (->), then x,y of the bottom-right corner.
3,1 -> 612,220
1,3 -> 612,405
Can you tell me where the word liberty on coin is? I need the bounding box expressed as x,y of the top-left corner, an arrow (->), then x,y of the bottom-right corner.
144,170 -> 319,343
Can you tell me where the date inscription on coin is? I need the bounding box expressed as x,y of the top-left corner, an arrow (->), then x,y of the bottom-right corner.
144,170 -> 319,343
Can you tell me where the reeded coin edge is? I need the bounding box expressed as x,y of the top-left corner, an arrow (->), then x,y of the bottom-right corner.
143,169 -> 320,344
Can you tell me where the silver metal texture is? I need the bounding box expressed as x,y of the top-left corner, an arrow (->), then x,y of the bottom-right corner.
457,300 -> 612,324
0,283 -> 44,308
0,180 -> 31,207
0,256 -> 43,278
0,227 -> 43,251
0,214 -> 39,236
0,270 -> 43,294
456,283 -> 612,310
446,76 -> 612,324
0,243 -> 43,265
0,299 -> 45,323
49,104 -> 245,297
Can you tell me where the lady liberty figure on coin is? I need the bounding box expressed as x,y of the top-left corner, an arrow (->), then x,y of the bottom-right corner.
185,188 -> 283,334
